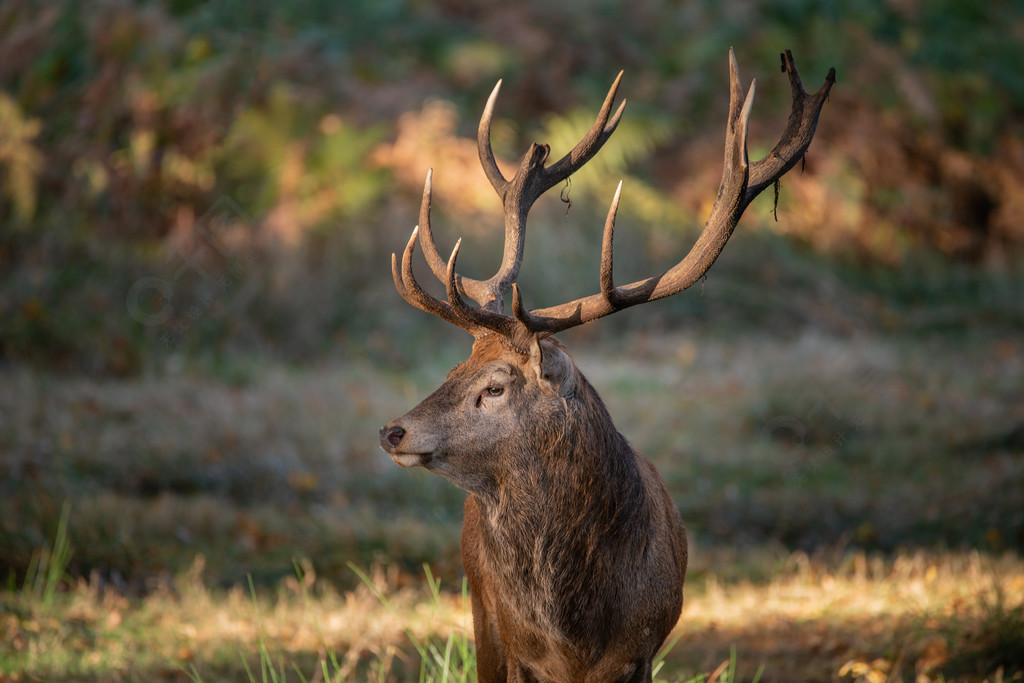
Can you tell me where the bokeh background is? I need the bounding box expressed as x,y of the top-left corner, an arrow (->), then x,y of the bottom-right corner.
1,1 -> 1022,681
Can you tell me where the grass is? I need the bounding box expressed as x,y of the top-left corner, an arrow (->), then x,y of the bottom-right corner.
2,528 -> 1022,681
11,501 -> 72,607
1,237 -> 1023,681
3,313 -> 1021,584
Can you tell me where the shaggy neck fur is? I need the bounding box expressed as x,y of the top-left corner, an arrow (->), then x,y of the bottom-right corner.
474,366 -> 652,656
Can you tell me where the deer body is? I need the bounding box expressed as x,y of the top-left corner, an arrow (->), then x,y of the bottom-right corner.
385,335 -> 686,681
379,50 -> 834,682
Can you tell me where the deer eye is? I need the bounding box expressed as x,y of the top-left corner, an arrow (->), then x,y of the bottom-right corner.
475,385 -> 505,408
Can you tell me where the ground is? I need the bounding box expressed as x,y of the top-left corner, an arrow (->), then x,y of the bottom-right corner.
2,324 -> 1022,681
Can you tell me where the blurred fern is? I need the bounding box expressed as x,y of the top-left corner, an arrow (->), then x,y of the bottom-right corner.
0,91 -> 43,224
222,84 -> 388,226
535,107 -> 689,228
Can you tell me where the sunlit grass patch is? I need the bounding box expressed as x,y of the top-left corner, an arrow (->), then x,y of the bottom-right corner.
672,549 -> 1024,682
2,517 -> 1021,682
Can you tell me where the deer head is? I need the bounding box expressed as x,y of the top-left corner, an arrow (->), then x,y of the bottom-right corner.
381,49 -> 835,478
380,332 -> 581,493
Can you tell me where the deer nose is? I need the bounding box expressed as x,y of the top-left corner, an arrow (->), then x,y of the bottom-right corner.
379,425 -> 405,450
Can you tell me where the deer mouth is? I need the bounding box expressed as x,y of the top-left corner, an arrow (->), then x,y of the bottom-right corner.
388,450 -> 434,468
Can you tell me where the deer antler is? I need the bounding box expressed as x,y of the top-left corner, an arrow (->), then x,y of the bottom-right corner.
391,49 -> 835,349
411,73 -> 626,313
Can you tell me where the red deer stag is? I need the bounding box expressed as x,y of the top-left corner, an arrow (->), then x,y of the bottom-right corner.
379,50 -> 834,683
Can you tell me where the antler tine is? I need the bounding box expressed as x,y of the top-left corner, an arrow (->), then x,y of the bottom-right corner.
541,71 -> 627,194
413,169 -> 452,285
443,238 -> 524,342
392,227 -> 479,335
478,80 -> 510,196
477,73 -> 627,206
512,178 -> 629,337
408,75 -> 530,313
413,168 -> 502,310
517,49 -> 833,335
423,77 -> 531,314
392,225 -> 527,341
443,239 -> 471,317
600,181 -> 626,308
746,50 -> 837,199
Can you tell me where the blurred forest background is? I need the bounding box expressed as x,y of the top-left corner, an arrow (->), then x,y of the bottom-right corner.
1,0 -> 1023,681
1,0 -> 1023,373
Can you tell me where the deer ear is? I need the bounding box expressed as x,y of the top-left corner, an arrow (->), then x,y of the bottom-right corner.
528,336 -> 576,398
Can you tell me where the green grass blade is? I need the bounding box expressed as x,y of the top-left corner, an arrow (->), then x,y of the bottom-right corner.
43,501 -> 73,606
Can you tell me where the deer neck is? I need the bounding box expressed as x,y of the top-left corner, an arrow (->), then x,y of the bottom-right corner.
476,377 -> 648,559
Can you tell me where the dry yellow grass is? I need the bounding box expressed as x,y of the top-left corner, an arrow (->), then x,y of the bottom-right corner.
674,549 -> 1024,681
4,549 -> 1020,682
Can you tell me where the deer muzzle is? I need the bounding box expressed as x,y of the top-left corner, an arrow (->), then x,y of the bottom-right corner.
378,423 -> 434,468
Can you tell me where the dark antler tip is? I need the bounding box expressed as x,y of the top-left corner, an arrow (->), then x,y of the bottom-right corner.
779,50 -> 798,73
527,143 -> 551,169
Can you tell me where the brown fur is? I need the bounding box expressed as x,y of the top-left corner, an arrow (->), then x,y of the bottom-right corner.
380,335 -> 687,682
